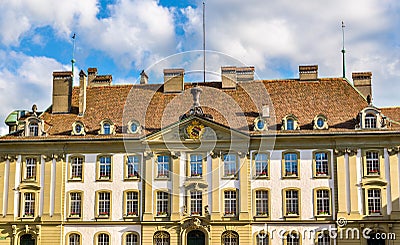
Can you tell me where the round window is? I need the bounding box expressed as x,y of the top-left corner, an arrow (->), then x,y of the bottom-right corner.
256,119 -> 265,130
75,124 -> 82,134
316,118 -> 324,128
131,123 -> 138,133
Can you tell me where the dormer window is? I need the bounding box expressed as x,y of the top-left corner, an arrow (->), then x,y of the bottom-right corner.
365,114 -> 377,128
287,119 -> 294,130
313,114 -> 328,130
72,121 -> 85,135
99,119 -> 115,135
29,122 -> 38,136
128,120 -> 140,134
358,106 -> 385,129
254,117 -> 267,131
282,114 -> 299,131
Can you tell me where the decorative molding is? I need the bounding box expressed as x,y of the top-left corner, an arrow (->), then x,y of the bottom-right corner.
143,151 -> 154,159
334,148 -> 357,156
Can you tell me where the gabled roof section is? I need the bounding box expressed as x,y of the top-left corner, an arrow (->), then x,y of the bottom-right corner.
3,76 -> 385,140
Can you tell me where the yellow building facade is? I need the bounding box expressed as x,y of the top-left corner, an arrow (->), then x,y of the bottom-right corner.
0,66 -> 399,245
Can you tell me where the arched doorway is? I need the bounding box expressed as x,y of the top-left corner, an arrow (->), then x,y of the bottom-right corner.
20,234 -> 35,245
187,230 -> 205,245
367,232 -> 385,245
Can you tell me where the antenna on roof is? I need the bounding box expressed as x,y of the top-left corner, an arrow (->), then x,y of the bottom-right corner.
341,21 -> 346,78
203,2 -> 206,83
71,33 -> 76,76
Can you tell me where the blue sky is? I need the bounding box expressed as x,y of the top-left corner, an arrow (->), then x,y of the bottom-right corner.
0,0 -> 399,134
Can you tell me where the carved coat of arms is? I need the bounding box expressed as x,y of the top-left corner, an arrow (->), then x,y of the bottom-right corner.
185,120 -> 205,140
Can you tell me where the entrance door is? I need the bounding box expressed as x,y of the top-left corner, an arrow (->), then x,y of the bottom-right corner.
187,230 -> 205,245
20,234 -> 35,245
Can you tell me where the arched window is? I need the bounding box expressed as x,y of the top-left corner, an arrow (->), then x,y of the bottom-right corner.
125,233 -> 138,245
365,114 -> 377,128
222,231 -> 239,245
29,122 -> 39,136
103,123 -> 111,135
285,232 -> 299,245
256,231 -> 268,245
153,231 -> 170,245
97,233 -> 109,245
69,233 -> 80,245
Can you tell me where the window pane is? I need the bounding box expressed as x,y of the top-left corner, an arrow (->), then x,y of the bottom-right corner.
126,233 -> 138,245
284,153 -> 298,176
255,190 -> 268,216
190,191 -> 202,215
69,234 -> 80,245
157,156 -> 170,178
26,158 -> 36,180
287,119 -> 294,130
255,153 -> 268,177
315,152 -> 328,176
316,190 -> 330,215
98,233 -> 109,245
126,192 -> 138,216
71,157 -> 83,179
98,192 -> 110,215
127,156 -> 139,178
224,191 -> 237,216
70,192 -> 81,216
24,193 -> 35,216
190,155 -> 203,177
367,189 -> 381,214
156,192 -> 168,215
224,154 -> 237,177
99,156 -> 111,178
366,151 -> 379,175
285,190 -> 299,215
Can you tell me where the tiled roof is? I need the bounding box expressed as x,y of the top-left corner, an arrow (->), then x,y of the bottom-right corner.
6,77 -> 399,140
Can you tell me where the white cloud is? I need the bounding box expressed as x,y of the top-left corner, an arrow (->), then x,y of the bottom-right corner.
0,51 -> 66,135
181,0 -> 400,106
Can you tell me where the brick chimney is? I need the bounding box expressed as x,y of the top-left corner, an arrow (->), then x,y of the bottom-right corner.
163,69 -> 184,93
87,67 -> 112,87
352,72 -> 372,101
299,65 -> 318,81
236,66 -> 255,82
79,70 -> 87,116
87,67 -> 97,84
52,71 -> 73,114
140,70 -> 148,84
221,66 -> 237,89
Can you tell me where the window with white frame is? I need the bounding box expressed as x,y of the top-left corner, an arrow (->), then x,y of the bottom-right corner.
154,231 -> 170,245
97,233 -> 109,245
29,122 -> 39,136
127,156 -> 139,178
222,231 -> 239,245
284,153 -> 298,177
99,156 -> 111,179
126,192 -> 138,216
23,192 -> 35,217
366,151 -> 380,175
156,192 -> 169,216
25,158 -> 37,180
190,191 -> 202,215
69,192 -> 81,217
224,190 -> 237,216
69,233 -> 80,245
70,157 -> 83,179
255,153 -> 268,177
315,152 -> 329,176
367,189 -> 381,215
317,232 -> 330,245
286,119 -> 294,130
98,192 -> 110,216
223,154 -> 237,177
285,189 -> 299,215
255,190 -> 269,216
257,232 -> 269,245
286,232 -> 299,245
157,155 -> 170,178
190,154 -> 203,177
316,190 -> 330,215
365,114 -> 377,128
103,123 -> 111,135
125,233 -> 138,245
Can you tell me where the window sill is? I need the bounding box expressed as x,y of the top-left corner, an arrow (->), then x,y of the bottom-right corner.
282,175 -> 299,179
284,214 -> 300,220
21,179 -> 37,183
188,175 -> 203,179
368,212 -> 382,216
123,215 -> 139,221
67,214 -> 81,219
124,177 -> 140,181
254,215 -> 270,221
253,175 -> 269,180
221,175 -> 238,180
96,177 -> 112,182
68,178 -> 83,182
364,173 -> 381,178
155,176 -> 170,181
19,216 -> 36,221
96,214 -> 110,220
314,174 -> 330,179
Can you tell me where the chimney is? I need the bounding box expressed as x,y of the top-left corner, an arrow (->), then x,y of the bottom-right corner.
299,65 -> 318,81
221,66 -> 237,89
140,70 -> 148,84
87,67 -> 112,87
87,67 -> 97,84
163,68 -> 184,93
236,66 -> 255,82
79,70 -> 87,116
262,104 -> 270,118
352,72 -> 372,101
52,71 -> 73,114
